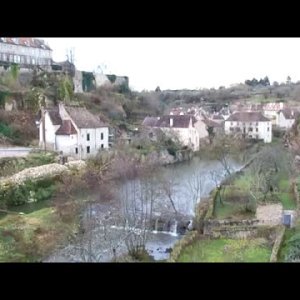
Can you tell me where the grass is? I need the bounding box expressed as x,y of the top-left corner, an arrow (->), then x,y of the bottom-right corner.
0,202 -> 76,262
214,199 -> 254,220
277,192 -> 296,210
279,179 -> 290,192
177,238 -> 272,262
278,228 -> 295,262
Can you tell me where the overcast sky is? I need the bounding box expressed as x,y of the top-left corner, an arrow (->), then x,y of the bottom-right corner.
42,38 -> 300,92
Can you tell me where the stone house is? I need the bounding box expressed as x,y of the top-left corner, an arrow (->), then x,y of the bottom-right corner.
0,37 -> 52,69
39,103 -> 109,159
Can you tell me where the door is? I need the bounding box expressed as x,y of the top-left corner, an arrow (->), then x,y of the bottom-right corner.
283,214 -> 291,227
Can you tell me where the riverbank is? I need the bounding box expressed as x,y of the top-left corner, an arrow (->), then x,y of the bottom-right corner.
171,142 -> 299,262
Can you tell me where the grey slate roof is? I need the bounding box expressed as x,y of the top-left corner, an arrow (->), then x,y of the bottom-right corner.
226,112 -> 270,122
65,106 -> 107,128
142,115 -> 196,128
47,108 -> 62,125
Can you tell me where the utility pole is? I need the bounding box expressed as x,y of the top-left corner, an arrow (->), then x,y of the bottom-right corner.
41,106 -> 46,151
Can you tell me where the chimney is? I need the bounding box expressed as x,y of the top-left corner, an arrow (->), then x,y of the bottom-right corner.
170,117 -> 173,127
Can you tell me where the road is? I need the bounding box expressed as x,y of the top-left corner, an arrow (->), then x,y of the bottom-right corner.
0,147 -> 33,158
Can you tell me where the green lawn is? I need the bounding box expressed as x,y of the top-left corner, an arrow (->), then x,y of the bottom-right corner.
278,192 -> 296,210
214,200 -> 254,220
177,238 -> 272,262
279,179 -> 290,192
0,204 -> 74,262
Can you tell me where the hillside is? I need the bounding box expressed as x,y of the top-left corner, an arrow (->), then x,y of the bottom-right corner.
2,66 -> 300,147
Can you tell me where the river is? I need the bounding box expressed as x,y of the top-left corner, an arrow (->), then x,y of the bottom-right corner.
44,155 -> 243,262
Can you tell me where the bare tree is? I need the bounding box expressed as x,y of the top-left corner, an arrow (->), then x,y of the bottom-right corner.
210,170 -> 226,206
184,170 -> 206,209
160,175 -> 178,215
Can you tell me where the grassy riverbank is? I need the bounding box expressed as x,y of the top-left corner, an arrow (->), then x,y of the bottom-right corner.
177,237 -> 272,262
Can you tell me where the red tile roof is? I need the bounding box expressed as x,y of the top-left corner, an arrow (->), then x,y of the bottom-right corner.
56,120 -> 77,135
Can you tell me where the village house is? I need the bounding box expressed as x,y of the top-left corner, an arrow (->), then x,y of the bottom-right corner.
262,102 -> 284,126
39,103 -> 109,159
224,111 -> 272,143
277,108 -> 298,129
142,115 -> 208,151
0,37 -> 52,69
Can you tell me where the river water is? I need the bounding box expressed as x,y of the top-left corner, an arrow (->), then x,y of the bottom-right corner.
44,155 -> 243,262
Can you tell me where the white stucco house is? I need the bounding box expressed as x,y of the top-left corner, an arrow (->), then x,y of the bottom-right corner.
142,115 -> 208,151
225,111 -> 272,143
277,109 -> 298,129
39,102 -> 109,159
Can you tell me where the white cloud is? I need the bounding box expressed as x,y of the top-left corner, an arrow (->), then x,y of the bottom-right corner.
42,38 -> 300,91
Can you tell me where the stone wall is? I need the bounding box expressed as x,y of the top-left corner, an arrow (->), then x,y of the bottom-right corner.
73,70 -> 83,93
0,160 -> 86,187
270,225 -> 285,262
203,219 -> 260,239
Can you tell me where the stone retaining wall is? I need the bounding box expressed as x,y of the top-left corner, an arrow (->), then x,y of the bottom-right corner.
270,226 -> 286,262
203,219 -> 260,239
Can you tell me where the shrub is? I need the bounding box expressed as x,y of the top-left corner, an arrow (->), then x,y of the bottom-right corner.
0,177 -> 56,207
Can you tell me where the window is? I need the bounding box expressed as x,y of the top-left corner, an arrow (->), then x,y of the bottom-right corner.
267,127 -> 270,131
230,127 -> 234,131
87,146 -> 90,154
256,122 -> 258,126
249,122 -> 252,126
256,128 -> 258,132
101,132 -> 104,140
249,127 -> 253,132
87,133 -> 90,141
75,147 -> 78,154
101,144 -> 104,149
256,135 -> 259,139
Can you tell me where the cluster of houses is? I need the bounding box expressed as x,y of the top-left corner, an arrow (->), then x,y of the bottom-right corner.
141,101 -> 300,151
39,100 -> 299,159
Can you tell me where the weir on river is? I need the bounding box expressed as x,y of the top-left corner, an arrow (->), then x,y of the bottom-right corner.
44,156 -> 243,262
